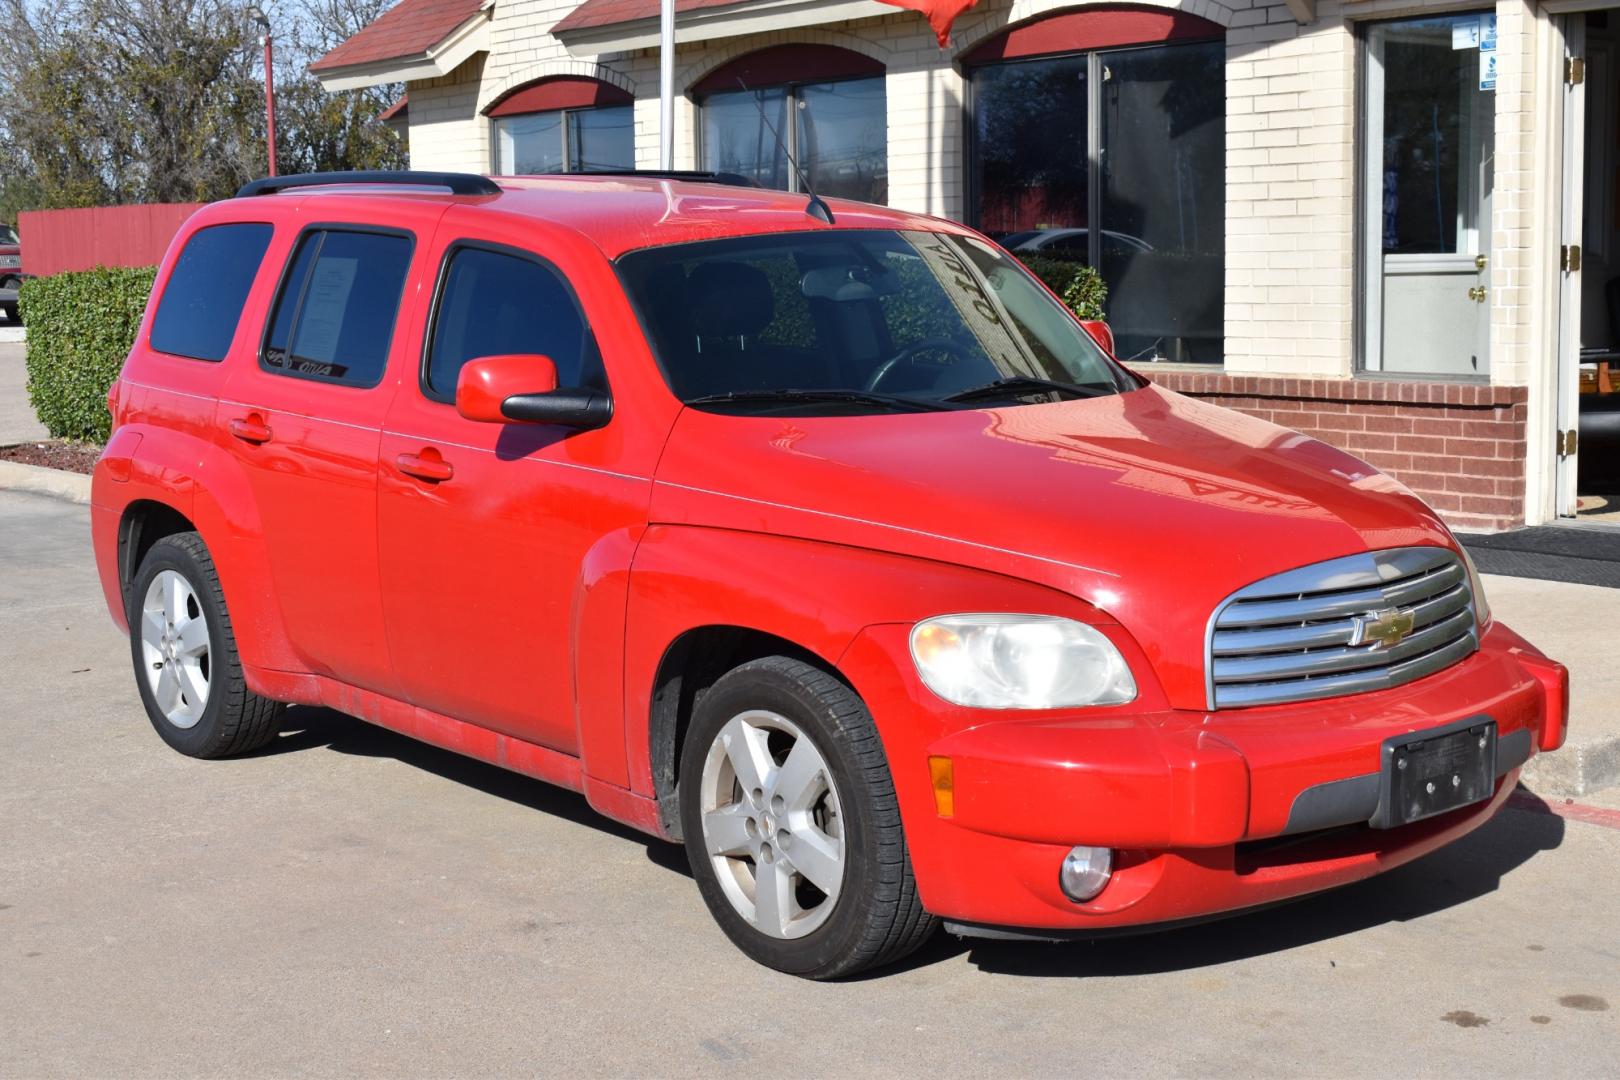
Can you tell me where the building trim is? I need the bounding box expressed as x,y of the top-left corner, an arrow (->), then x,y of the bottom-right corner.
313,7 -> 492,92
555,0 -> 895,57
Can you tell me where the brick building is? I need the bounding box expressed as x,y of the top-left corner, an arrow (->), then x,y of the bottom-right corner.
316,0 -> 1620,532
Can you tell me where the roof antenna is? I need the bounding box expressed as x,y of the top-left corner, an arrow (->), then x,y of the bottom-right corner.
737,77 -> 834,224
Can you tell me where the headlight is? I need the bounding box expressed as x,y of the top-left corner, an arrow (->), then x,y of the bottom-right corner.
909,614 -> 1136,709
1458,545 -> 1491,629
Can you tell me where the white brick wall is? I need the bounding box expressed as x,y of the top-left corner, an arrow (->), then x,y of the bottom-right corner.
397,0 -> 1545,393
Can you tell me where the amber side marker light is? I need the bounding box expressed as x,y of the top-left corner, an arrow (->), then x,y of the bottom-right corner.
928,755 -> 954,817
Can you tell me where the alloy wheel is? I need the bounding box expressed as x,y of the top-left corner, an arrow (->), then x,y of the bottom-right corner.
139,569 -> 211,729
697,709 -> 846,939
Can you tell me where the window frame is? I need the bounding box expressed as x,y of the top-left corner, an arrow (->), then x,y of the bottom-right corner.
255,222 -> 416,390
418,237 -> 605,405
147,221 -> 275,364
489,102 -> 635,175
696,73 -> 887,199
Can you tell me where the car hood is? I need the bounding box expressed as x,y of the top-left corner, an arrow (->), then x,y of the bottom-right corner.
650,385 -> 1455,708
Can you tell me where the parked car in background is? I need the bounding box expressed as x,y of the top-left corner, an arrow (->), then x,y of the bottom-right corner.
0,222 -> 23,323
93,171 -> 1567,979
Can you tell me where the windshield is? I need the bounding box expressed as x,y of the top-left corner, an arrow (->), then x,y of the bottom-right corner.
617,229 -> 1140,414
0,225 -> 16,245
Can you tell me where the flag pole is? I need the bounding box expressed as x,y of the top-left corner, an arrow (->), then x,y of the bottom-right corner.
659,0 -> 675,169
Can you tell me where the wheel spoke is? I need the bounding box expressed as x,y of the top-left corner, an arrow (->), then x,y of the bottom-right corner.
786,823 -> 843,895
753,859 -> 794,937
703,803 -> 753,857
154,664 -> 182,715
140,607 -> 166,645
772,736 -> 825,811
163,573 -> 189,624
176,658 -> 208,710
720,716 -> 773,794
175,616 -> 209,658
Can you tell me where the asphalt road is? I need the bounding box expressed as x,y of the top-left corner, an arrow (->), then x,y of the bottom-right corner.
2,489 -> 1617,1078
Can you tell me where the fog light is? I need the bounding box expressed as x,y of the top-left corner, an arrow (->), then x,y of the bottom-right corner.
1059,845 -> 1113,902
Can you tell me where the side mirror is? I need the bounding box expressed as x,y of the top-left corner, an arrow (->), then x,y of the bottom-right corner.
1080,320 -> 1115,356
454,354 -> 611,430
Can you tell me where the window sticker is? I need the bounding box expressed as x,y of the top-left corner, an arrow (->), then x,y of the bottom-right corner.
291,256 -> 358,364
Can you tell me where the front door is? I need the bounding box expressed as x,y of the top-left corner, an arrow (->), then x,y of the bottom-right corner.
1557,15 -> 1587,516
1362,13 -> 1496,376
375,214 -> 649,755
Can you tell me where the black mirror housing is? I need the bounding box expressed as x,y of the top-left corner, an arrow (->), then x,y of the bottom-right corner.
500,388 -> 613,430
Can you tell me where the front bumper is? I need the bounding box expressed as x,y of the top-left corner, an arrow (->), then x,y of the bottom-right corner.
839,618 -> 1566,933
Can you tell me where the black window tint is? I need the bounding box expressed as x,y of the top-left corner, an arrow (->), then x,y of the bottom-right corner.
262,229 -> 412,386
149,223 -> 273,361
425,247 -> 588,400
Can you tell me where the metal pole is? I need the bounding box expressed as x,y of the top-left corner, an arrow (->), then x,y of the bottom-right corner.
659,0 -> 674,169
263,33 -> 278,177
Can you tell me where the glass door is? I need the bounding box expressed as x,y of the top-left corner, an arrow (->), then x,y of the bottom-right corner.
1362,14 -> 1496,376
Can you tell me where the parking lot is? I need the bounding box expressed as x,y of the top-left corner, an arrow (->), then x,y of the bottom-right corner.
0,488 -> 1615,1077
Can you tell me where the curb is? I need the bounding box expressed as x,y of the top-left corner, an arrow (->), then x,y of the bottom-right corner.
0,459 -> 91,504
1520,734 -> 1620,799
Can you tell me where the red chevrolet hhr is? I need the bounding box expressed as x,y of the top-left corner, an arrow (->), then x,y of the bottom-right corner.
91,171 -> 1568,978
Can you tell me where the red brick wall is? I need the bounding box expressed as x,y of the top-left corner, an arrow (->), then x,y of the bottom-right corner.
1146,371 -> 1529,533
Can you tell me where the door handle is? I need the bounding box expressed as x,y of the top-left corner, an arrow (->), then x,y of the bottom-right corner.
1468,286 -> 1488,303
395,450 -> 453,483
228,415 -> 273,444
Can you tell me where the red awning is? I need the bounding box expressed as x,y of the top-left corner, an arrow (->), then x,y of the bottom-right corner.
312,0 -> 486,73
486,77 -> 635,116
552,0 -> 983,46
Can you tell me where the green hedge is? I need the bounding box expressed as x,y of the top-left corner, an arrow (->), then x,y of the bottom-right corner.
1017,255 -> 1108,322
20,266 -> 156,443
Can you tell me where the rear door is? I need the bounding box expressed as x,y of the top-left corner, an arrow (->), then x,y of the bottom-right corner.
216,210 -> 432,692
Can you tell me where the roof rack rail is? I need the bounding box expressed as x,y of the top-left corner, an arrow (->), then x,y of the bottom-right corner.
570,170 -> 758,188
235,171 -> 501,198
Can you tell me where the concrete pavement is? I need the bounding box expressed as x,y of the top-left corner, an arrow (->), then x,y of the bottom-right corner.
0,341 -> 45,443
1,489 -> 1617,1078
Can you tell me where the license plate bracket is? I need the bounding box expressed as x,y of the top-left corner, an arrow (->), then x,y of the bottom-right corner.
1371,715 -> 1497,829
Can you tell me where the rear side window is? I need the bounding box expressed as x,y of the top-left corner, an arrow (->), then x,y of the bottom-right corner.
424,245 -> 589,401
149,223 -> 274,361
262,229 -> 412,387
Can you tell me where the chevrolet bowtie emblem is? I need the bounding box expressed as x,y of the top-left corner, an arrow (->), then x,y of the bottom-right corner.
1354,607 -> 1416,650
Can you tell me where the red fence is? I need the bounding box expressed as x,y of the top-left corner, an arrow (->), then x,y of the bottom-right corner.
17,203 -> 206,277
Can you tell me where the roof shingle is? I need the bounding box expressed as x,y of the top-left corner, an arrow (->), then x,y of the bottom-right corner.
311,0 -> 487,73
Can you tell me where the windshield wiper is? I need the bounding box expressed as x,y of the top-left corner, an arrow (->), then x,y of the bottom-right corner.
941,375 -> 1108,404
684,388 -> 946,412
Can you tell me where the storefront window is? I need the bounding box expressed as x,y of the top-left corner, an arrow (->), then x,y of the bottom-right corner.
971,29 -> 1224,364
493,105 -> 633,174
702,76 -> 887,204
1360,14 -> 1495,377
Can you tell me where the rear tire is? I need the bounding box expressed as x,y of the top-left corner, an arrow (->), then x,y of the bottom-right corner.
679,656 -> 937,979
128,532 -> 283,758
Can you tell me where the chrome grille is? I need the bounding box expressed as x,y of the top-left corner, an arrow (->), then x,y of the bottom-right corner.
1207,546 -> 1479,709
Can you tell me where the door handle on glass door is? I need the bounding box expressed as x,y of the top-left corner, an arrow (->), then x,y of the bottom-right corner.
396,449 -> 454,483
228,415 -> 273,444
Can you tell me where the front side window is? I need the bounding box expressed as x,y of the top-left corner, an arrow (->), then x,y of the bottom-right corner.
148,223 -> 274,362
424,246 -> 592,401
701,76 -> 888,204
617,229 -> 1139,413
261,229 -> 412,387
494,105 -> 634,174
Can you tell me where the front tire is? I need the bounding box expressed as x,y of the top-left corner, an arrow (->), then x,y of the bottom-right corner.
679,656 -> 937,978
129,532 -> 283,758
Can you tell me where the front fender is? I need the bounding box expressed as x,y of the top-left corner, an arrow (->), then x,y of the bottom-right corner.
621,524 -> 1155,801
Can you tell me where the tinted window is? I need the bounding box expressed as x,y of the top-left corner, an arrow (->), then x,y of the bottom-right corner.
149,223 -> 273,361
261,230 -> 412,386
425,246 -> 589,400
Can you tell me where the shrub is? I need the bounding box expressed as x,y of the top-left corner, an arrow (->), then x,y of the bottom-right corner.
1017,255 -> 1108,322
20,266 -> 156,443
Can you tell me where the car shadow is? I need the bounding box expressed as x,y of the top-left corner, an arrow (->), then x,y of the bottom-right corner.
938,792 -> 1565,980
257,704 -> 693,879
248,709 -> 1564,979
